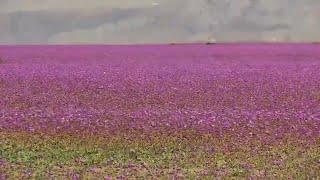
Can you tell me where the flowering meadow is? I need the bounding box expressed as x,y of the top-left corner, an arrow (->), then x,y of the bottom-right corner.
0,44 -> 320,179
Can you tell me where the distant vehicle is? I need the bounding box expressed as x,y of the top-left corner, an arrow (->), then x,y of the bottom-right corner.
206,37 -> 216,45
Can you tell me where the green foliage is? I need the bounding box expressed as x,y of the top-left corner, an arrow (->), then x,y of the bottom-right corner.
0,133 -> 319,179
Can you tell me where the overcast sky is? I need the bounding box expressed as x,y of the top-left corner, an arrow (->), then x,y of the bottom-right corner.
0,0 -> 319,44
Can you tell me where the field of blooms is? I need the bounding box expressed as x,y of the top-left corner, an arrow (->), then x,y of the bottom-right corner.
0,44 -> 320,179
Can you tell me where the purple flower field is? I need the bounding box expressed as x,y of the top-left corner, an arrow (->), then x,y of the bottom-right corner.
0,44 -> 320,178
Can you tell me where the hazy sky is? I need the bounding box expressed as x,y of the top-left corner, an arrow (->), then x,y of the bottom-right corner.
0,0 -> 319,44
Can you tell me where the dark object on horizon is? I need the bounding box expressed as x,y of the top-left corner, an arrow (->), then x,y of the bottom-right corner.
206,37 -> 217,45
0,57 -> 4,64
206,42 -> 216,45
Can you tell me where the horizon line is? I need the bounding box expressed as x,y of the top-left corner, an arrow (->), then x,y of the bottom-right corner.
0,42 -> 319,46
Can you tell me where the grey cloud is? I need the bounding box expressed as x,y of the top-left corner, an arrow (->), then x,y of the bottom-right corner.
0,0 -> 320,44
2,9 -> 139,43
0,0 -> 156,13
